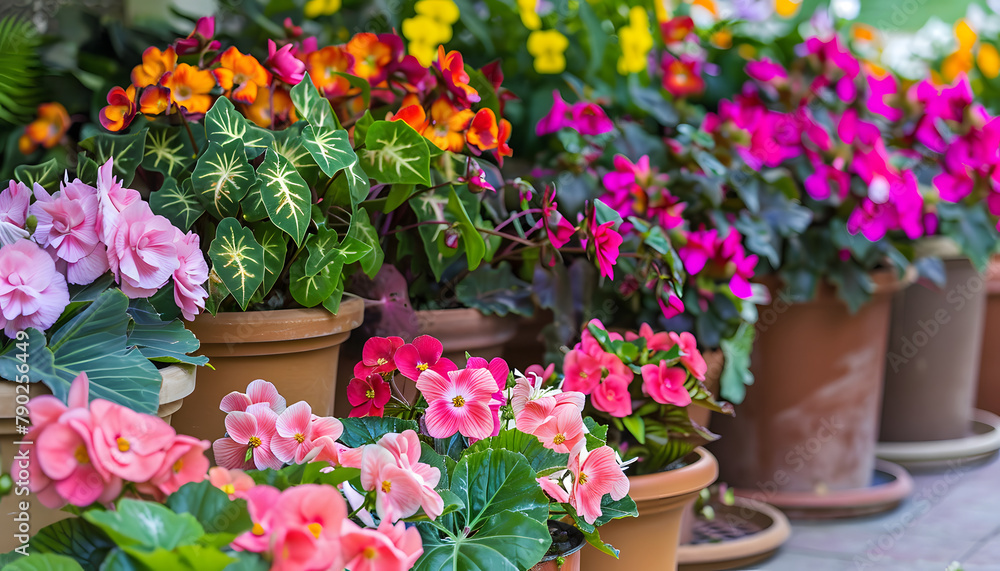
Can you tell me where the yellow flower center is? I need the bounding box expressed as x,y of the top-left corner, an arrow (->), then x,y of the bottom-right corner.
366,389 -> 376,399
451,395 -> 466,408
417,363 -> 429,371
307,522 -> 322,539
74,445 -> 89,464
252,523 -> 265,536
294,433 -> 305,443
221,484 -> 236,496
175,86 -> 192,100
249,436 -> 262,448
376,357 -> 388,366
553,434 -> 566,445
116,437 -> 130,453
173,459 -> 184,473
381,480 -> 392,493
578,472 -> 588,485
364,546 -> 378,559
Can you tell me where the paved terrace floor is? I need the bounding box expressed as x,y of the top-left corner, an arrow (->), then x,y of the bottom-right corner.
749,454 -> 1000,571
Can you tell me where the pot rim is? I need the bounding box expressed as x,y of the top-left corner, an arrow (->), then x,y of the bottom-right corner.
626,447 -> 719,502
186,295 -> 364,342
537,519 -> 586,562
755,267 -> 914,305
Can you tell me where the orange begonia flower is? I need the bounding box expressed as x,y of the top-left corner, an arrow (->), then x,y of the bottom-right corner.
213,47 -> 271,104
162,63 -> 216,115
392,104 -> 430,133
243,87 -> 298,128
99,86 -> 137,132
306,46 -> 356,97
132,46 -> 178,88
424,98 -> 474,152
496,118 -> 513,164
466,108 -> 499,152
19,103 -> 70,154
435,45 -> 480,104
139,86 -> 172,116
346,33 -> 395,84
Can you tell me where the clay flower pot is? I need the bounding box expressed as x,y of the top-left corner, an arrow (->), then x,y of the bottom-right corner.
172,297 -> 364,442
531,520 -> 585,571
977,255 -> 1000,416
881,242 -> 987,442
580,447 -> 719,571
0,364 -> 196,551
710,271 -> 906,502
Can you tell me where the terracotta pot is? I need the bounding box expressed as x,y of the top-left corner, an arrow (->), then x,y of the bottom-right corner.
710,271 -> 905,495
505,310 -> 554,372
977,255 -> 1000,416
881,250 -> 986,442
0,364 -> 196,552
531,520 -> 585,571
172,297 -> 364,442
679,350 -> 723,545
580,448 -> 719,571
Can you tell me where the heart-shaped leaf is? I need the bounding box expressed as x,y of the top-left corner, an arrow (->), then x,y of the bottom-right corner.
360,120 -> 431,186
301,124 -> 356,178
253,221 -> 288,297
191,139 -> 255,219
150,177 -> 204,231
270,122 -> 321,184
257,149 -> 312,246
166,481 -> 253,536
23,517 -> 114,570
446,449 -> 550,530
290,73 -> 341,130
204,97 -> 274,157
240,179 -> 268,222
289,254 -> 338,307
208,218 -> 265,310
346,209 -> 383,277
15,158 -> 62,191
142,126 -> 197,179
78,129 -> 148,186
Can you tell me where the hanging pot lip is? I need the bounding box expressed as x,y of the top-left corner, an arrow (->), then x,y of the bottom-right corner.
626,447 -> 719,502
186,295 -> 364,342
537,519 -> 586,562
753,266 -> 914,306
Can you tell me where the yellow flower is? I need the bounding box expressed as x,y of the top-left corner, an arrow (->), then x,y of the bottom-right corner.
403,14 -> 453,66
737,43 -> 757,60
304,0 -> 341,18
415,0 -> 460,25
653,0 -> 671,23
956,19 -> 977,51
527,30 -> 568,74
617,7 -> 654,75
711,29 -> 732,49
942,49 -> 974,82
979,44 -> 1000,79
518,0 -> 541,30
774,0 -> 801,18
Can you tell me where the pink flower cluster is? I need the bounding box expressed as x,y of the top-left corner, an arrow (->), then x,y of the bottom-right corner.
231,482 -> 423,571
562,320 -> 705,419
213,379 -> 345,470
602,155 -> 685,232
536,91 -> 615,136
677,227 -> 758,299
0,159 -> 209,338
23,372 -> 209,507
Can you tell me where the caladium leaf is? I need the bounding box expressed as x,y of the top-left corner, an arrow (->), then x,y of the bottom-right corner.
290,73 -> 341,130
76,154 -> 100,186
191,139 -> 255,219
301,124 -> 356,178
240,178 -> 268,222
289,254 -> 338,307
14,157 -> 62,192
142,125 -> 196,179
345,159 -> 371,206
208,218 -> 265,310
347,209 -> 383,277
447,187 -> 486,270
360,120 -> 432,186
78,129 -> 148,186
204,97 -> 274,157
257,149 -> 312,246
270,122 -> 321,184
305,228 -> 371,277
253,221 -> 287,297
150,177 -> 204,231
321,279 -> 346,313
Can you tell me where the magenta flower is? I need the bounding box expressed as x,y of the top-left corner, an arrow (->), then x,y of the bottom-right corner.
530,402 -> 587,455
346,373 -> 392,417
625,323 -> 674,352
213,403 -> 282,470
745,57 -> 787,82
175,16 -> 220,55
591,374 -> 633,418
728,248 -> 758,299
0,180 -> 30,246
341,519 -> 424,571
678,228 -> 717,275
561,349 -> 603,395
266,39 -> 305,85
415,367 -> 497,440
220,379 -> 287,414
272,401 -> 317,464
536,90 -> 573,136
540,185 -> 577,250
90,399 -> 177,482
355,336 -> 405,378
172,229 -> 208,320
641,362 -> 691,406
0,239 -> 70,337
394,335 -> 457,381
657,293 -> 685,319
106,201 -> 180,298
584,212 -> 623,279
570,102 -> 614,136
468,356 -> 510,438
866,73 -> 903,122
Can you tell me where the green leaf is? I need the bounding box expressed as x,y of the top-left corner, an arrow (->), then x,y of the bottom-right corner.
222,552 -> 270,571
127,307 -> 208,365
26,518 -> 114,571
622,415 -> 646,444
253,221 -> 287,297
413,511 -> 550,571
347,208 -> 383,277
301,124 -> 356,179
338,417 -> 420,447
257,149 -> 312,246
14,158 -> 62,191
204,97 -> 274,157
191,139 -> 255,219
447,187 -> 486,270
384,183 -> 415,212
360,121 -> 431,186
121,545 -> 235,571
78,129 -> 148,186
719,323 -> 755,405
289,254 -> 338,307
208,218 -> 265,310
455,262 -> 533,317
290,73 -> 341,130
353,110 -> 374,143
448,449 -> 549,530
239,179 -> 268,222
3,553 -> 85,570
467,68 -> 500,118
84,499 -> 203,550
142,126 -> 197,179
270,122 -> 321,184
166,480 -> 253,536
150,177 -> 205,231
345,159 -> 371,206
466,429 -> 569,474
76,155 -> 99,186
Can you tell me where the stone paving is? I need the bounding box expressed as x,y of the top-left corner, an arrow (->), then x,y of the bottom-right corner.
748,454 -> 1000,571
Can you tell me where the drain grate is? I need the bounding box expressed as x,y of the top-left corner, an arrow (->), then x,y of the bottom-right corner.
690,507 -> 768,544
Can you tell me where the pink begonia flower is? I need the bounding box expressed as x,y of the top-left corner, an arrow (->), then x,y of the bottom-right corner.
467,356 -> 509,438
678,228 -> 717,275
208,466 -> 255,499
641,362 -> 692,406
745,57 -> 787,82
537,446 -> 630,525
175,16 -> 219,55
625,323 -> 673,352
570,102 -> 614,136
213,403 -> 282,470
0,180 -> 31,246
106,200 -> 180,298
95,158 -> 141,243
232,485 -> 283,554
172,229 -> 209,320
30,179 -> 100,264
360,445 -> 424,522
867,73 -> 903,122
354,336 -> 405,378
542,188 -> 576,250
591,374 -> 633,418
266,39 -> 306,85
728,248 -> 758,300
0,239 -> 70,337
583,213 -> 623,279
34,407 -> 120,508
394,335 -> 458,381
561,349 -> 603,395
375,431 -> 443,519
272,401 -> 318,464
536,90 -> 573,136
346,373 -> 391,417
530,402 -> 587,455
511,371 -> 584,421
90,399 -> 176,482
220,379 -> 287,414
668,331 -> 707,380
657,293 -> 685,320
141,434 -> 210,498
416,367 -> 497,440
341,519 -> 423,571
